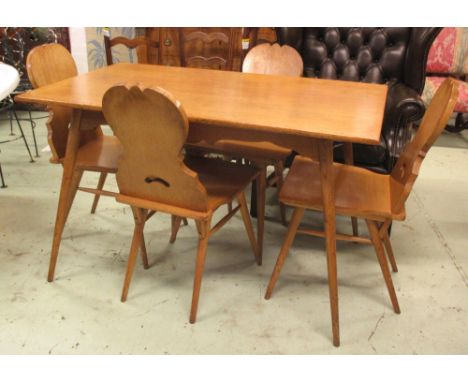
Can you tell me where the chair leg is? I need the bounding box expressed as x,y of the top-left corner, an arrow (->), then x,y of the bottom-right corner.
90,172 -> 108,214
265,207 -> 305,299
121,208 -> 147,302
274,161 -> 287,226
139,232 -> 149,270
170,215 -> 183,243
130,206 -> 149,269
189,218 -> 211,324
256,167 -> 267,265
237,192 -> 259,264
366,219 -> 400,314
380,220 -> 398,272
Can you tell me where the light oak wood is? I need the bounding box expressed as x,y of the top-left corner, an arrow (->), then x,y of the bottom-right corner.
265,207 -> 305,299
26,43 -> 77,89
90,172 -> 107,214
243,43 -> 303,77
186,43 -> 304,226
16,63 -> 386,145
121,207 -> 148,302
366,220 -> 400,313
15,61 -> 389,346
26,43 -> 120,213
343,142 -> 359,236
102,85 -> 260,322
318,139 -> 339,347
267,78 -> 459,346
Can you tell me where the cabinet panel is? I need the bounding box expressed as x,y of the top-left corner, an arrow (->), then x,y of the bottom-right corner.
145,27 -> 276,71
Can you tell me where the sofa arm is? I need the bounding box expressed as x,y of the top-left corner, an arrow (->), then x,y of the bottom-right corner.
382,82 -> 425,170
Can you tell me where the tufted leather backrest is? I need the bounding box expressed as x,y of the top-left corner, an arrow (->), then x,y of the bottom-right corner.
277,27 -> 441,94
302,28 -> 409,83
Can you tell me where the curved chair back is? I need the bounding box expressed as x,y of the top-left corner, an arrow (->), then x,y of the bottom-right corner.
242,43 -> 303,76
391,78 -> 459,212
26,43 -> 79,162
26,43 -> 77,88
102,85 -> 209,212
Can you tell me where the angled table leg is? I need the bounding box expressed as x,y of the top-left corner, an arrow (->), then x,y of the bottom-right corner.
318,139 -> 340,347
47,109 -> 83,282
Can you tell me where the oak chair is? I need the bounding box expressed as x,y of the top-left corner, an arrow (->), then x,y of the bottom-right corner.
26,43 -> 121,217
265,78 -> 459,344
104,35 -> 150,65
183,43 -> 303,259
26,43 -> 129,281
102,84 -> 260,323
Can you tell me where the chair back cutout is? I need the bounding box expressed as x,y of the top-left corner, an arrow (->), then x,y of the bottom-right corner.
390,78 -> 459,212
102,85 -> 209,212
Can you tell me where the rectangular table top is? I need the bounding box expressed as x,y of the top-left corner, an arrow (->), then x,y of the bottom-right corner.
15,63 -> 387,145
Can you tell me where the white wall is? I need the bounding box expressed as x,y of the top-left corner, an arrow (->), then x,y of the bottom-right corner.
69,27 -> 88,73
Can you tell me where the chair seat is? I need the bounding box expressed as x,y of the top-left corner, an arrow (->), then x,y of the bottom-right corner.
279,156 -> 405,221
185,156 -> 259,211
423,77 -> 468,112
186,140 -> 291,163
75,135 -> 122,173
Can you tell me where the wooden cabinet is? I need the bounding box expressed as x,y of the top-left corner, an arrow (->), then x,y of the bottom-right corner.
145,27 -> 277,71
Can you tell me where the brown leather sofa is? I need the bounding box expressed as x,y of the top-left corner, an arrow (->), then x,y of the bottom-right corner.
276,27 -> 442,173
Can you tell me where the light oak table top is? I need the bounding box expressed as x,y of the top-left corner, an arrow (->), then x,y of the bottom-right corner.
16,63 -> 387,145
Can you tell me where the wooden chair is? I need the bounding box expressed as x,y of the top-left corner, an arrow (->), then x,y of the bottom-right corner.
265,78 -> 459,341
102,84 -> 260,323
104,35 -> 149,65
26,43 -> 121,217
182,43 -> 303,260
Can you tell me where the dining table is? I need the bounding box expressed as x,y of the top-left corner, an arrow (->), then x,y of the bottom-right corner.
15,62 -> 387,346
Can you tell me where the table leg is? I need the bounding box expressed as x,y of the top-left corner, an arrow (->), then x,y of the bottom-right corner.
47,109 -> 82,282
318,139 -> 340,347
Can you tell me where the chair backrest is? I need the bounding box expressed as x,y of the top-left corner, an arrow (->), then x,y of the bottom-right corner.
242,43 -> 303,76
26,43 -> 78,162
102,85 -> 209,212
390,78 -> 459,213
104,35 -> 149,65
26,43 -> 77,88
179,28 -> 234,70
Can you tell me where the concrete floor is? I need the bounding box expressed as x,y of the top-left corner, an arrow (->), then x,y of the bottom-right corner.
0,111 -> 467,354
